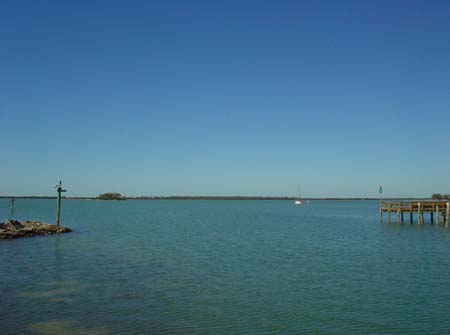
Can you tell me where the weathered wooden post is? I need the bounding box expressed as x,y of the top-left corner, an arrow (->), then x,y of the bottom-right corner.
10,197 -> 15,219
445,202 -> 450,229
418,202 -> 423,224
409,204 -> 413,224
379,186 -> 383,223
388,203 -> 391,223
56,181 -> 67,226
435,205 -> 439,225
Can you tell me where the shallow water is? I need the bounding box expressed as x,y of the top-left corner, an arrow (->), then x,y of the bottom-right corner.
1,199 -> 449,334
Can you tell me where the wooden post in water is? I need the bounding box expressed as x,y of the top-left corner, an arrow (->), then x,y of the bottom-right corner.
430,211 -> 434,224
409,204 -> 413,224
445,202 -> 450,229
56,181 -> 67,226
435,205 -> 439,225
388,203 -> 391,223
378,185 -> 383,223
418,202 -> 423,225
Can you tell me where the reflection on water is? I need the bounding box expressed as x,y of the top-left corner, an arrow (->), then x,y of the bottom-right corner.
19,280 -> 89,302
53,234 -> 61,256
27,320 -> 111,335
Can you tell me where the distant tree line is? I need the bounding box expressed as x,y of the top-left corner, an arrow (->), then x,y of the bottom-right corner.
97,193 -> 126,200
431,193 -> 450,200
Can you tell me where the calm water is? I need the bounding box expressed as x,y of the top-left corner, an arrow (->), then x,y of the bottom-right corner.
1,199 -> 449,335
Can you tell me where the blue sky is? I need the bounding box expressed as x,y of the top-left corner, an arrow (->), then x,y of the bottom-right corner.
1,0 -> 449,197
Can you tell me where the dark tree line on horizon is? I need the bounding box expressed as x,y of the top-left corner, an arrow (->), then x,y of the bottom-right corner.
97,193 -> 126,200
431,193 -> 450,200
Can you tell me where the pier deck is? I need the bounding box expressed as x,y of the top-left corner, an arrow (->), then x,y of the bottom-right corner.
380,201 -> 450,227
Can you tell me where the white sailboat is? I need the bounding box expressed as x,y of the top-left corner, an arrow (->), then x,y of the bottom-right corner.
294,187 -> 302,205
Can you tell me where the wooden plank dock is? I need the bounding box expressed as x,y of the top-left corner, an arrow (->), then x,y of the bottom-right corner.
380,201 -> 450,227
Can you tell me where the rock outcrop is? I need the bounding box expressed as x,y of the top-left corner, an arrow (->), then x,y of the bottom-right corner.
0,220 -> 72,239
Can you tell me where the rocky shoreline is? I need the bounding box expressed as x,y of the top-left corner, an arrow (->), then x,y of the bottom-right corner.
0,220 -> 72,239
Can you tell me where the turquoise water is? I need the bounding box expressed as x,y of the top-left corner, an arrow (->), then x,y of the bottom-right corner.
1,199 -> 449,334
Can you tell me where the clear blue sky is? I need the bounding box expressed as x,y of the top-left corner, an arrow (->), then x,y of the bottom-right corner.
1,0 -> 449,197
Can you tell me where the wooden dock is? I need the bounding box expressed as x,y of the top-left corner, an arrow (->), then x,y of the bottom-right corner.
380,201 -> 450,227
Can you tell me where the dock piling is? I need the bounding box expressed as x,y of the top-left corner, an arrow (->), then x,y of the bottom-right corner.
435,206 -> 439,225
417,202 -> 423,224
446,203 -> 449,228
